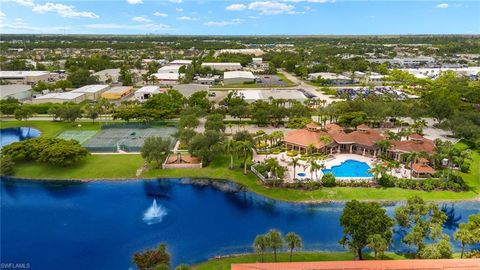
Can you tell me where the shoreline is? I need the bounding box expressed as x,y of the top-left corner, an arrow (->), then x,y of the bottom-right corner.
2,176 -> 480,204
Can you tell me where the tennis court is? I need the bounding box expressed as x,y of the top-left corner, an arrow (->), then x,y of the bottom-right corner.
83,126 -> 177,152
57,130 -> 98,144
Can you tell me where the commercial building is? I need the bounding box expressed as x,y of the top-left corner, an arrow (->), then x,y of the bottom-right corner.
402,67 -> 480,79
194,76 -> 217,85
151,73 -> 181,85
201,62 -> 242,71
252,58 -> 263,65
169,60 -> 192,66
224,71 -> 255,85
157,65 -> 182,74
308,72 -> 354,85
217,49 -> 264,56
0,71 -> 54,85
70,85 -> 110,100
0,85 -> 33,101
235,89 -> 308,104
134,86 -> 165,102
101,86 -> 134,100
32,92 -> 86,104
93,69 -> 121,84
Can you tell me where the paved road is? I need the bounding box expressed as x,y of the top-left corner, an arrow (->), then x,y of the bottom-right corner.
278,69 -> 340,104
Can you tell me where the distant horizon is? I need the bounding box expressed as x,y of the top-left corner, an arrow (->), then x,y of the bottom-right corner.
1,0 -> 479,35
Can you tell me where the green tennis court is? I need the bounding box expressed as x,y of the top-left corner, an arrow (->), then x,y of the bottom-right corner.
57,130 -> 99,144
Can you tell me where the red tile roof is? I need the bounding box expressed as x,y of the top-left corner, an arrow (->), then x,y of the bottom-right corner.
325,123 -> 343,132
348,129 -> 385,147
284,129 -> 330,149
409,133 -> 424,140
231,259 -> 480,270
412,163 -> 436,174
357,124 -> 370,129
391,136 -> 435,153
306,122 -> 320,129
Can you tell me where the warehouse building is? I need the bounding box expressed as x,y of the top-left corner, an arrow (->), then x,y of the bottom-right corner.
308,72 -> 354,85
157,65 -> 182,74
224,71 -> 255,85
101,86 -> 134,100
172,84 -> 209,98
71,85 -> 110,100
0,85 -> 33,101
134,86 -> 165,102
151,73 -> 181,85
235,89 -> 308,104
93,69 -> 121,84
201,62 -> 242,71
169,60 -> 192,66
32,92 -> 86,104
0,71 -> 55,85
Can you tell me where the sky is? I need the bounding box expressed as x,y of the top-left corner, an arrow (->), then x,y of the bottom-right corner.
0,0 -> 479,35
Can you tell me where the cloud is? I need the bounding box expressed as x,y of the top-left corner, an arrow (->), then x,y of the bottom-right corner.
127,0 -> 143,5
169,0 -> 182,3
0,18 -> 70,33
226,4 -> 246,11
85,23 -> 171,31
10,0 -> 98,18
0,11 -> 5,17
435,3 -> 449,9
284,0 -> 332,2
153,12 -> 168,17
132,16 -> 152,22
175,8 -> 183,12
248,1 -> 295,15
204,19 -> 242,27
32,3 -> 99,18
177,16 -> 197,20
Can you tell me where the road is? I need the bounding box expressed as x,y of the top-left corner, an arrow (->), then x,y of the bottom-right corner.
278,69 -> 340,104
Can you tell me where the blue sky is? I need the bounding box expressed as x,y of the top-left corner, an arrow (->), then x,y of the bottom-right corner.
0,0 -> 479,35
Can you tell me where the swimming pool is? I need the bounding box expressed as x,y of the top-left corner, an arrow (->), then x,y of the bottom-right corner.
0,127 -> 41,148
297,172 -> 307,177
322,159 -> 373,178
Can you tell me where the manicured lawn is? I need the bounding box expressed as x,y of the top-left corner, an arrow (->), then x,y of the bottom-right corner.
12,154 -> 143,180
0,120 -> 102,138
192,252 -> 408,270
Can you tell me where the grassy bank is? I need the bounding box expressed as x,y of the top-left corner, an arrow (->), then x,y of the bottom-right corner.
192,252 -> 409,270
0,120 -> 103,138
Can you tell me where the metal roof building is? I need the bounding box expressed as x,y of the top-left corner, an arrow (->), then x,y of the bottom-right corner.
71,85 -> 110,100
0,85 -> 33,101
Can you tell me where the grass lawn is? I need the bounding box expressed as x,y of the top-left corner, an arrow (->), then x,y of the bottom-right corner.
0,120 -> 102,138
275,72 -> 296,86
12,154 -> 143,180
192,252 -> 408,270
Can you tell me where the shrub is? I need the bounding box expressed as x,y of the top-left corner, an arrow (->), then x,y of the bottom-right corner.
321,173 -> 336,187
0,156 -> 15,176
378,175 -> 395,187
460,163 -> 470,173
286,150 -> 298,157
133,243 -> 170,270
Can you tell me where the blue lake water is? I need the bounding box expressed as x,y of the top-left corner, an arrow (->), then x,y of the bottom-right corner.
322,159 -> 373,178
1,178 -> 479,270
0,127 -> 41,148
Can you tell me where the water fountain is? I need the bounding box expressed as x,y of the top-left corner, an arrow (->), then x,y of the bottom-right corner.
142,199 -> 167,225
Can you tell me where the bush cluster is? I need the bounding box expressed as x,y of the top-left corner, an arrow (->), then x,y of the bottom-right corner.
395,176 -> 468,192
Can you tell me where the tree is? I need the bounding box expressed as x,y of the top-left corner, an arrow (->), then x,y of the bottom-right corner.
339,200 -> 393,260
119,65 -> 134,86
253,234 -> 269,263
179,113 -> 199,129
0,98 -> 21,115
0,156 -> 15,176
85,104 -> 100,123
36,139 -> 90,166
291,157 -> 300,180
175,128 -> 196,146
141,137 -> 172,168
321,173 -> 336,187
59,105 -> 83,123
454,212 -> 480,258
204,113 -> 225,132
55,79 -> 73,90
235,140 -> 253,174
188,130 -> 224,165
225,139 -> 236,170
367,234 -> 388,259
368,162 -> 387,182
405,151 -> 421,180
419,235 -> 452,259
133,243 -> 170,270
266,229 -> 283,262
14,107 -> 33,121
67,68 -> 99,87
188,91 -> 211,112
394,196 -> 447,258
284,232 -> 303,262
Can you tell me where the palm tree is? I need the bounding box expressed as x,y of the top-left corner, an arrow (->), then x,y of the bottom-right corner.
405,151 -> 426,180
291,157 -> 300,181
284,232 -> 303,262
375,139 -> 392,155
235,140 -> 254,175
319,135 -> 332,152
266,229 -> 283,262
368,162 -> 387,182
306,144 -> 316,156
225,139 -> 236,170
454,226 -> 473,259
253,235 -> 269,262
309,158 -> 321,180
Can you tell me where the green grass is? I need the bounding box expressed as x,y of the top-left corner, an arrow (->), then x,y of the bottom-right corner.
275,73 -> 296,86
0,120 -> 102,138
12,154 -> 143,180
192,252 -> 408,270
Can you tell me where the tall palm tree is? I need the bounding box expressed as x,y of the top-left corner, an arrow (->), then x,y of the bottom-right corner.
306,144 -> 316,156
368,162 -> 387,182
405,151 -> 426,180
224,139 -> 236,170
291,157 -> 300,181
266,229 -> 283,262
309,158 -> 321,180
235,140 -> 254,175
253,235 -> 269,263
319,135 -> 332,152
284,232 -> 303,262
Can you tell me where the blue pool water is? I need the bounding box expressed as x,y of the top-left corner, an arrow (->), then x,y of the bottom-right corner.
322,159 -> 373,178
0,127 -> 41,148
297,172 -> 307,177
1,178 -> 479,269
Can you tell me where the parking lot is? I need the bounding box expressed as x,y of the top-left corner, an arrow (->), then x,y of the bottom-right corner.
255,75 -> 288,87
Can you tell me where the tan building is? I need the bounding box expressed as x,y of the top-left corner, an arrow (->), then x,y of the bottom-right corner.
101,86 -> 134,100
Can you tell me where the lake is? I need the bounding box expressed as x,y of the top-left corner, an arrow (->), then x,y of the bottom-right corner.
1,178 -> 478,269
0,127 -> 41,148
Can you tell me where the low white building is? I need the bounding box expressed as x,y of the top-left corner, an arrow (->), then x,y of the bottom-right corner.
151,73 -> 181,85
169,60 -> 192,66
71,85 -> 110,100
252,58 -> 263,65
308,72 -> 353,85
0,71 -> 55,85
235,89 -> 308,104
0,85 -> 33,101
134,86 -> 164,102
93,69 -> 121,84
224,71 -> 255,85
201,62 -> 242,71
157,65 -> 182,74
32,92 -> 85,104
